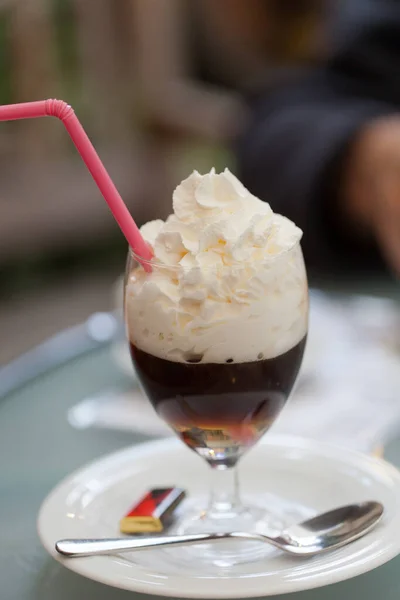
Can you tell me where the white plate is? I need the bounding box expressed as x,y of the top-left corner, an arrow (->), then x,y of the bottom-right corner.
38,435 -> 400,598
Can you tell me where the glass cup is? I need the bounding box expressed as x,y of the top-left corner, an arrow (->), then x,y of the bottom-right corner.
124,242 -> 308,566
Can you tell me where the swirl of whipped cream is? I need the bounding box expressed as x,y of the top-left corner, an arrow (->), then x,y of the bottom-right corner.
126,168 -> 308,363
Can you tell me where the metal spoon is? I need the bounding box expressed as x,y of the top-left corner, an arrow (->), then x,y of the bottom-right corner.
56,501 -> 383,558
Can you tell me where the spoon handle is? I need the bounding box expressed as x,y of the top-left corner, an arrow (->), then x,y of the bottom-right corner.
56,532 -> 262,557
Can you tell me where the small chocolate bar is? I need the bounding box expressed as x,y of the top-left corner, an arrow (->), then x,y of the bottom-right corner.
120,488 -> 186,533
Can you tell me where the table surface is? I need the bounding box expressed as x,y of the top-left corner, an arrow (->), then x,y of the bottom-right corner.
2,301 -> 400,600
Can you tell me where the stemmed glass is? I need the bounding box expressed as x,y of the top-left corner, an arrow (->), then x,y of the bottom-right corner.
124,242 -> 308,566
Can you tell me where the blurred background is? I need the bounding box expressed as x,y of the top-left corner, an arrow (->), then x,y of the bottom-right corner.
0,0 -> 328,365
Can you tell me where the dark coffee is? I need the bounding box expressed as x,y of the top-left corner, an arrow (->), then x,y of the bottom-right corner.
130,336 -> 306,466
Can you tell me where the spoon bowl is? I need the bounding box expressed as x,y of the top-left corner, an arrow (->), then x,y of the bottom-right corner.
264,500 -> 383,556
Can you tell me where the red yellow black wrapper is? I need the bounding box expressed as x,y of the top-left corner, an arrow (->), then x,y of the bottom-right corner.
120,488 -> 186,533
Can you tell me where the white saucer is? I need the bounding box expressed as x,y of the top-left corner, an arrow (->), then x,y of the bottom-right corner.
38,435 -> 400,598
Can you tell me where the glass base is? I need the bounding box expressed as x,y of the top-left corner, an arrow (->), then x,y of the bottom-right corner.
169,500 -> 287,568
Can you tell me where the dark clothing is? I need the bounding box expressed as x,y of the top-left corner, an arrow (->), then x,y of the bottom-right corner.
237,0 -> 400,273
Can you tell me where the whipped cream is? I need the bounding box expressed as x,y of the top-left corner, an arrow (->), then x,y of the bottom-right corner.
126,169 -> 308,363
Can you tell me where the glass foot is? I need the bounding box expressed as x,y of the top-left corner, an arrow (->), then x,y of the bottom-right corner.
169,501 -> 287,568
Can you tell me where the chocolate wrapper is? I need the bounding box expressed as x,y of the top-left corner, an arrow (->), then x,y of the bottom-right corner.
120,488 -> 186,533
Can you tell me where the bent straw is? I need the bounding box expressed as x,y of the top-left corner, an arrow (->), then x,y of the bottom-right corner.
0,99 -> 153,270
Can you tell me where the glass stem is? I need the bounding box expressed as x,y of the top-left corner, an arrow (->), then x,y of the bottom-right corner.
208,465 -> 242,517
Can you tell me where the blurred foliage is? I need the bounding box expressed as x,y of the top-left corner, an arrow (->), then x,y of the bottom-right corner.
0,12 -> 12,105
52,0 -> 81,108
0,0 -> 79,105
0,0 -> 126,295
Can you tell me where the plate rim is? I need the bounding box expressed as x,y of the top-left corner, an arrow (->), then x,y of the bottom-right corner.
37,434 -> 400,598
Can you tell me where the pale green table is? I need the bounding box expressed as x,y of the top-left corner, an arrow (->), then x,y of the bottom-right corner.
1,337 -> 400,600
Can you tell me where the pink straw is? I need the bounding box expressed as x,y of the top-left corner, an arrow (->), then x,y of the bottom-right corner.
0,99 -> 153,270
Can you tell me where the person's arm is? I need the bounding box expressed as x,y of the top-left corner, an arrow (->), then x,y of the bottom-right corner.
237,0 -> 400,273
